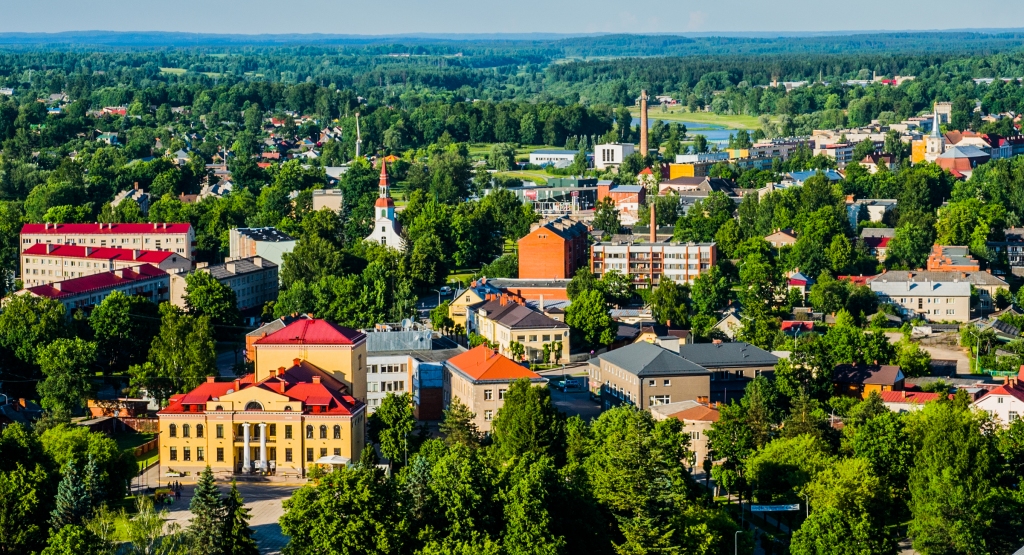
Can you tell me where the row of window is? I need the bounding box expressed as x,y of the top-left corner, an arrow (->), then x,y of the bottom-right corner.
368,380 -> 405,393
168,423 -> 344,440
515,334 -> 558,343
167,446 -> 350,463
369,364 -> 407,374
483,388 -> 507,401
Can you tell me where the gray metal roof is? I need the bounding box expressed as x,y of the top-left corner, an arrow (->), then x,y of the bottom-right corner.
591,342 -> 709,377
870,280 -> 972,296
205,256 -> 277,280
676,342 -> 778,368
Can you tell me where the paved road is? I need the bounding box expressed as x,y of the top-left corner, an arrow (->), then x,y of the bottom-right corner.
216,346 -> 245,377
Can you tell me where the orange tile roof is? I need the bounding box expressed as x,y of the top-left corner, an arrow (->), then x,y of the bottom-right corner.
669,405 -> 720,422
446,345 -> 543,382
878,390 -> 951,404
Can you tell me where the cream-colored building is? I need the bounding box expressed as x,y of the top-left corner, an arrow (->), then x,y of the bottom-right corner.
870,279 -> 971,323
442,345 -> 547,433
312,189 -> 344,213
20,243 -> 191,287
21,222 -> 195,259
651,401 -> 719,468
156,318 -> 368,478
169,256 -> 279,312
466,297 -> 570,363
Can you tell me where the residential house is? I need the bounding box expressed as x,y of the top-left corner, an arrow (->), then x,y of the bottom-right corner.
989,227 -> 1024,272
229,228 -> 296,270
518,216 -> 590,279
715,309 -> 743,339
442,345 -> 546,432
111,184 -> 152,214
860,154 -> 895,173
847,198 -> 896,228
634,323 -> 691,345
834,363 -> 905,399
19,264 -> 170,312
676,341 -> 778,403
21,222 -> 196,260
312,190 -> 344,214
787,270 -> 815,299
973,370 -> 1024,426
587,340 -> 711,411
652,402 -> 719,467
813,143 -> 855,166
169,257 -> 279,313
765,228 -> 797,248
20,244 -> 191,287
868,270 -> 1006,315
466,296 -> 570,363
880,390 -> 952,413
860,228 -> 895,261
870,279 -> 972,322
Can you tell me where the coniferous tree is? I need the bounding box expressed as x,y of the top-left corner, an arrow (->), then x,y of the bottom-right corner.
439,398 -> 479,448
50,459 -> 93,528
188,466 -> 224,555
221,481 -> 259,555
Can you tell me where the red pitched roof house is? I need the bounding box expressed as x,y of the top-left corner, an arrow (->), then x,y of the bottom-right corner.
443,345 -> 546,432
973,368 -> 1024,427
21,263 -> 170,312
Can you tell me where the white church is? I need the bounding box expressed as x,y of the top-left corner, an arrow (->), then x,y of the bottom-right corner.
365,161 -> 405,249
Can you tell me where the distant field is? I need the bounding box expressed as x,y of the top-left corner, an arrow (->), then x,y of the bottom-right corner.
629,107 -> 762,130
158,67 -> 186,75
468,143 -> 563,158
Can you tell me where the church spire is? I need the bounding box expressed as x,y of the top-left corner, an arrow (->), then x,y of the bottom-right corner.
932,104 -> 941,138
378,160 -> 391,198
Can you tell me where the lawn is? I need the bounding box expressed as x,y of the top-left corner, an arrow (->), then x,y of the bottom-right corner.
496,170 -> 550,185
113,431 -> 160,473
628,107 -> 763,130
467,143 -> 565,158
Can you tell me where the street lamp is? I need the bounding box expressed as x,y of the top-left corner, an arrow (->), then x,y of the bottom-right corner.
735,530 -> 741,555
431,289 -> 441,308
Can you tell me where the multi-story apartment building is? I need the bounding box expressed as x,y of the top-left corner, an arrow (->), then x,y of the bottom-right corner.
588,340 -> 711,411
989,227 -> 1024,271
813,143 -> 855,167
442,345 -> 546,433
157,318 -> 368,477
676,342 -> 778,404
466,296 -> 570,363
169,256 -> 279,312
867,270 -> 1006,315
20,244 -> 191,287
228,227 -> 297,270
517,216 -> 590,280
21,263 -> 170,312
870,279 -> 972,322
21,222 -> 196,259
591,241 -> 716,287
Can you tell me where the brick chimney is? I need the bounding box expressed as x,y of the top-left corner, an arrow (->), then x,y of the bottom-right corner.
639,89 -> 649,156
206,376 -> 215,383
312,375 -> 321,384
233,379 -> 240,390
293,358 -> 301,367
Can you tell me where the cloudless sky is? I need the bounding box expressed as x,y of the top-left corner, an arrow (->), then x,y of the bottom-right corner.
4,0 -> 1024,35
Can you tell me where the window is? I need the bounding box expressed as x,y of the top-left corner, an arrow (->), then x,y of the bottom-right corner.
334,448 -> 341,456
649,395 -> 671,406
320,448 -> 327,458
333,425 -> 341,439
663,379 -> 671,386
1010,412 -> 1020,422
216,448 -> 224,462
648,379 -> 656,387
690,431 -> 700,440
245,401 -> 263,411
269,424 -> 276,437
196,424 -> 204,438
169,447 -> 177,461
216,424 -> 224,439
168,424 -> 177,437
484,389 -> 493,400
320,425 -> 328,439
999,397 -> 1004,404
183,447 -> 191,461
285,448 -> 293,462
306,448 -> 314,462
529,335 -> 537,342
484,410 -> 493,421
498,389 -> 507,400
285,425 -> 293,439
306,425 -> 314,438
368,382 -> 379,392
197,447 -> 205,462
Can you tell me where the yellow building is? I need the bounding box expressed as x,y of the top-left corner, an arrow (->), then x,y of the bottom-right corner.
157,319 -> 367,478
448,279 -> 501,329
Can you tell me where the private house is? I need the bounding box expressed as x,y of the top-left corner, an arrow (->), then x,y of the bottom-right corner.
466,296 -> 570,363
972,370 -> 1024,427
787,270 -> 815,300
517,216 -> 590,279
587,340 -> 712,411
869,279 -> 972,322
861,228 -> 895,261
765,228 -> 797,248
880,390 -> 952,413
926,245 -> 980,272
634,323 -> 691,345
847,199 -> 896,228
833,363 -> 905,399
20,244 -> 191,287
312,190 -> 343,214
21,222 -> 196,260
442,345 -> 546,433
860,154 -> 894,173
448,278 -> 502,330
111,184 -> 152,215
868,270 -> 1007,315
169,256 -> 279,313
20,264 -> 170,312
715,309 -> 743,339
228,228 -> 296,270
676,342 -> 779,404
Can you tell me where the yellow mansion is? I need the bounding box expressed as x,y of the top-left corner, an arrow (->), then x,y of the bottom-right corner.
157,318 -> 367,477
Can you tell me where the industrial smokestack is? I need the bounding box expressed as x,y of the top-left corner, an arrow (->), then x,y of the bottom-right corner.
639,90 -> 648,157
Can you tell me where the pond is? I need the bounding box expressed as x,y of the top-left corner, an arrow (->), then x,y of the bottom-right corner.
631,117 -> 736,145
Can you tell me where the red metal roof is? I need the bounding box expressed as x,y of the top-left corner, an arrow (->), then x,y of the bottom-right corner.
25,264 -> 168,299
446,345 -> 542,382
21,222 -> 192,235
254,319 -> 365,345
22,243 -> 176,263
878,390 -> 951,404
838,275 -> 874,286
983,383 -> 1024,403
862,237 -> 891,249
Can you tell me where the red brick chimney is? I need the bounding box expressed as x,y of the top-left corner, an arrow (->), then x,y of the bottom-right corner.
293,358 -> 301,367
312,375 -> 321,384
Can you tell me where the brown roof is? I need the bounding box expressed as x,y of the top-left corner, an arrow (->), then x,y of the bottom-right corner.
833,363 -> 904,386
669,405 -> 720,422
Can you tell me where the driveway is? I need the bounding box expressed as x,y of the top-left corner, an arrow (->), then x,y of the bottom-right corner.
537,364 -> 601,421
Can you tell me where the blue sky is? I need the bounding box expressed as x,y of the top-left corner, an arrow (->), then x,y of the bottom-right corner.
3,0 -> 1023,35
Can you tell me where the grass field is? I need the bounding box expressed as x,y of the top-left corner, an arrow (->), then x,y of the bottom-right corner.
468,143 -> 564,158
158,67 -> 187,75
628,107 -> 762,129
496,170 -> 550,185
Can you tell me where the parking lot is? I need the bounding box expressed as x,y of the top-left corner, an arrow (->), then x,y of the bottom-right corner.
538,365 -> 601,421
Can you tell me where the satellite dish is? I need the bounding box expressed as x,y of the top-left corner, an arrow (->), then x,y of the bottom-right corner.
401,318 -> 413,330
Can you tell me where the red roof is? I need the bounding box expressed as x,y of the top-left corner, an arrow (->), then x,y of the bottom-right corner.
862,237 -> 891,249
26,264 -> 168,299
446,345 -> 542,381
22,222 -> 192,235
22,243 -> 176,263
781,321 -> 814,332
255,318 -> 365,346
639,167 -> 654,175
838,275 -> 873,286
879,390 -> 951,404
669,405 -> 719,422
984,383 -> 1024,403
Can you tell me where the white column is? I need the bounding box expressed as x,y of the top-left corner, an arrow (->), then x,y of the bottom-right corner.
242,423 -> 251,472
259,423 -> 268,471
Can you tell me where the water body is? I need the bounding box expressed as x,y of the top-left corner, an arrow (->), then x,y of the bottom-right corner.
631,117 -> 735,145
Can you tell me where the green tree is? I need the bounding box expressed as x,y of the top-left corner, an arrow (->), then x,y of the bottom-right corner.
599,270 -> 633,307
895,337 -> 931,378
188,466 -> 224,555
39,425 -> 135,507
648,279 -> 689,327
373,393 -> 415,468
492,379 -> 563,463
690,265 -> 729,316
141,303 -> 216,403
41,524 -> 108,555
807,272 -> 849,315
431,302 -> 456,334
565,289 -> 617,350
184,271 -> 241,330
221,481 -> 258,555
36,338 -> 97,419
499,454 -> 566,555
89,291 -> 159,372
593,196 -> 621,236
745,435 -> 833,504
440,398 -> 479,448
50,457 -> 97,528
567,267 -> 602,302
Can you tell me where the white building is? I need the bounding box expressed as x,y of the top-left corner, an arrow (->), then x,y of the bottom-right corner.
869,280 -> 972,323
529,149 -> 579,168
365,162 -> 405,249
228,228 -> 296,270
847,199 -> 897,228
20,243 -> 191,287
312,189 -> 344,213
594,143 -> 636,170
973,373 -> 1024,427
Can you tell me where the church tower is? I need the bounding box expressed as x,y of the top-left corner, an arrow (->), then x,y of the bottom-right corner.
365,161 -> 405,248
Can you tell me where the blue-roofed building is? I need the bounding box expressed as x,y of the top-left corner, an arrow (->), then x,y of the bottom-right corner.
786,170 -> 844,185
